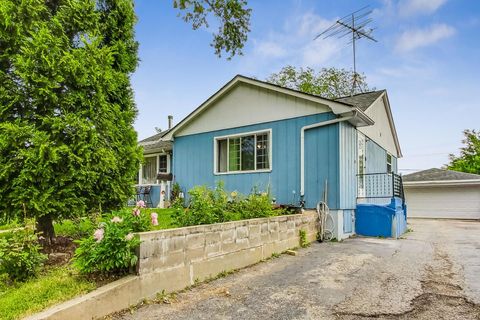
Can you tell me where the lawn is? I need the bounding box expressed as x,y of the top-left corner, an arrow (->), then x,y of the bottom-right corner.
0,266 -> 96,320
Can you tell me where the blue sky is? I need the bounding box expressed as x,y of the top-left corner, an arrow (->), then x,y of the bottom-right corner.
132,0 -> 480,173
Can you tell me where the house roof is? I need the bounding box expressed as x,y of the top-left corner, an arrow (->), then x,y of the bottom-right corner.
335,90 -> 386,111
138,130 -> 172,154
403,168 -> 480,183
163,75 -> 376,140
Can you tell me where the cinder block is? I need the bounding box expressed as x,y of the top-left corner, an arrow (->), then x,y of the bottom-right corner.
220,228 -> 235,243
185,246 -> 205,263
163,251 -> 185,269
205,231 -> 221,245
167,236 -> 185,253
248,224 -> 261,237
205,242 -> 221,257
236,226 -> 249,239
186,233 -> 205,249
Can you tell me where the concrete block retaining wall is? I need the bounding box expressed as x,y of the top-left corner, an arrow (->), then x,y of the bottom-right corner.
29,211 -> 318,320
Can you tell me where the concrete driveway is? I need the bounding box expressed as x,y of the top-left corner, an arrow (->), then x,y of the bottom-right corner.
112,219 -> 480,319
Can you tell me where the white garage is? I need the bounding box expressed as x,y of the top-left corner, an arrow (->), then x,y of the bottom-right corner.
403,168 -> 480,220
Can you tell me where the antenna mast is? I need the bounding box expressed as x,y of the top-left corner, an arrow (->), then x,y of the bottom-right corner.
314,6 -> 377,95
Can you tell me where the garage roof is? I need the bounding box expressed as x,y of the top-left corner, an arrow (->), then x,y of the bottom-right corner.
403,168 -> 480,182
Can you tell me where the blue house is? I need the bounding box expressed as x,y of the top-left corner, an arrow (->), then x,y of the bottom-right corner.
152,75 -> 404,238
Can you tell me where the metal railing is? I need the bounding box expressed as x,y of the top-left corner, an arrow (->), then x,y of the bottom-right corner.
357,172 -> 405,202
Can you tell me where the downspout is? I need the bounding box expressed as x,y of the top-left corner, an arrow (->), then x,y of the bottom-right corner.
300,111 -> 357,203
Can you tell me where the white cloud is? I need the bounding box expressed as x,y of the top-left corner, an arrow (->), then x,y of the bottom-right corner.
395,24 -> 455,52
399,0 -> 447,17
247,11 -> 346,71
254,41 -> 287,58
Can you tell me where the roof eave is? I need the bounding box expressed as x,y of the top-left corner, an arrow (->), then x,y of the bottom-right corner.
404,179 -> 480,187
163,75 -> 359,140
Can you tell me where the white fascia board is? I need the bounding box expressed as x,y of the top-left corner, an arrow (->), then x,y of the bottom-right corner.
163,75 -> 361,140
404,180 -> 480,187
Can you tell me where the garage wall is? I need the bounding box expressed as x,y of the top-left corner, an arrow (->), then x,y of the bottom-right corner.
404,185 -> 480,219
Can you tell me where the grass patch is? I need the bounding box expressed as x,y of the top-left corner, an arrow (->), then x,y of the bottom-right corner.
140,208 -> 177,230
54,217 -> 96,239
0,220 -> 20,231
0,266 -> 96,320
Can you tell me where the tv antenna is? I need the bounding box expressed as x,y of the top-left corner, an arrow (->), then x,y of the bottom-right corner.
314,6 -> 377,95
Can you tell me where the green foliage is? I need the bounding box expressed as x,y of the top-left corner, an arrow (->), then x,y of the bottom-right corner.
0,227 -> 47,282
54,217 -> 96,239
229,188 -> 277,219
0,266 -> 95,320
72,213 -> 141,274
173,182 -> 230,226
173,0 -> 251,59
267,66 -> 374,99
299,229 -> 308,248
170,182 -> 184,208
0,0 -> 142,228
447,129 -> 480,175
173,183 -> 278,227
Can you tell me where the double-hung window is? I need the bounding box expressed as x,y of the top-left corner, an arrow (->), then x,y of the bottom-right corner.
386,153 -> 392,174
216,130 -> 271,173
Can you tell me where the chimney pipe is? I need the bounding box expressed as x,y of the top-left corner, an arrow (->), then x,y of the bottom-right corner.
168,115 -> 173,129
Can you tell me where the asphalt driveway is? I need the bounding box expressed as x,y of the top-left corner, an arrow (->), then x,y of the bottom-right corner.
112,219 -> 480,320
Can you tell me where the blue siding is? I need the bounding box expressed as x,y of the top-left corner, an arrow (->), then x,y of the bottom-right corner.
339,122 -> 358,210
366,139 -> 387,174
173,113 -> 339,209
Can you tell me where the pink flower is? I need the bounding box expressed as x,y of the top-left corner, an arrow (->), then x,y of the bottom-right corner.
132,208 -> 140,217
151,212 -> 158,226
111,216 -> 123,223
136,200 -> 146,208
93,228 -> 104,242
125,233 -> 134,241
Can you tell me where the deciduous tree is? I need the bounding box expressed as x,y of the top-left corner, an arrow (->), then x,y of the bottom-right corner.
267,66 -> 374,99
447,130 -> 480,175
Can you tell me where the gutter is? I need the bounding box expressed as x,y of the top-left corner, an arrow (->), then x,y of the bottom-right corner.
300,111 -> 356,198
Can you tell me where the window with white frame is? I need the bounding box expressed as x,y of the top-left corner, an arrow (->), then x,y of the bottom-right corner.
140,154 -> 169,184
216,130 -> 271,173
386,153 -> 392,173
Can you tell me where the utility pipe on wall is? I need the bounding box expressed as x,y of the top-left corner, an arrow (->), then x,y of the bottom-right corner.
300,112 -> 356,200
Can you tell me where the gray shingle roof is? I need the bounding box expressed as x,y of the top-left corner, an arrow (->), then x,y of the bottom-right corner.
335,90 -> 385,111
403,168 -> 480,182
138,130 -> 172,154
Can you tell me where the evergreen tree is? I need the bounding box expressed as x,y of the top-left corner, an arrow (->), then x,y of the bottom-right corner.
0,0 -> 251,241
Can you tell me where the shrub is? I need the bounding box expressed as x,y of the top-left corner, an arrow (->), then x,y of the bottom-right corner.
54,217 -> 96,239
230,189 -> 277,219
172,182 -> 230,227
72,217 -> 141,274
72,201 -> 159,274
173,183 -> 278,227
0,227 -> 47,282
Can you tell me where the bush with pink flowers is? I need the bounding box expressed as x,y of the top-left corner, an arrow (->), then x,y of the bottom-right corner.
72,203 -> 155,274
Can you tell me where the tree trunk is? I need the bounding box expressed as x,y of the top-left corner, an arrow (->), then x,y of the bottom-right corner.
36,214 -> 55,245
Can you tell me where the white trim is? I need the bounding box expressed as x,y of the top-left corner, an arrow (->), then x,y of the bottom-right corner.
138,152 -> 171,184
404,180 -> 480,187
213,128 -> 273,175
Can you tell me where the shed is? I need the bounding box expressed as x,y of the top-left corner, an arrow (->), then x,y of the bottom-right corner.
403,168 -> 480,220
